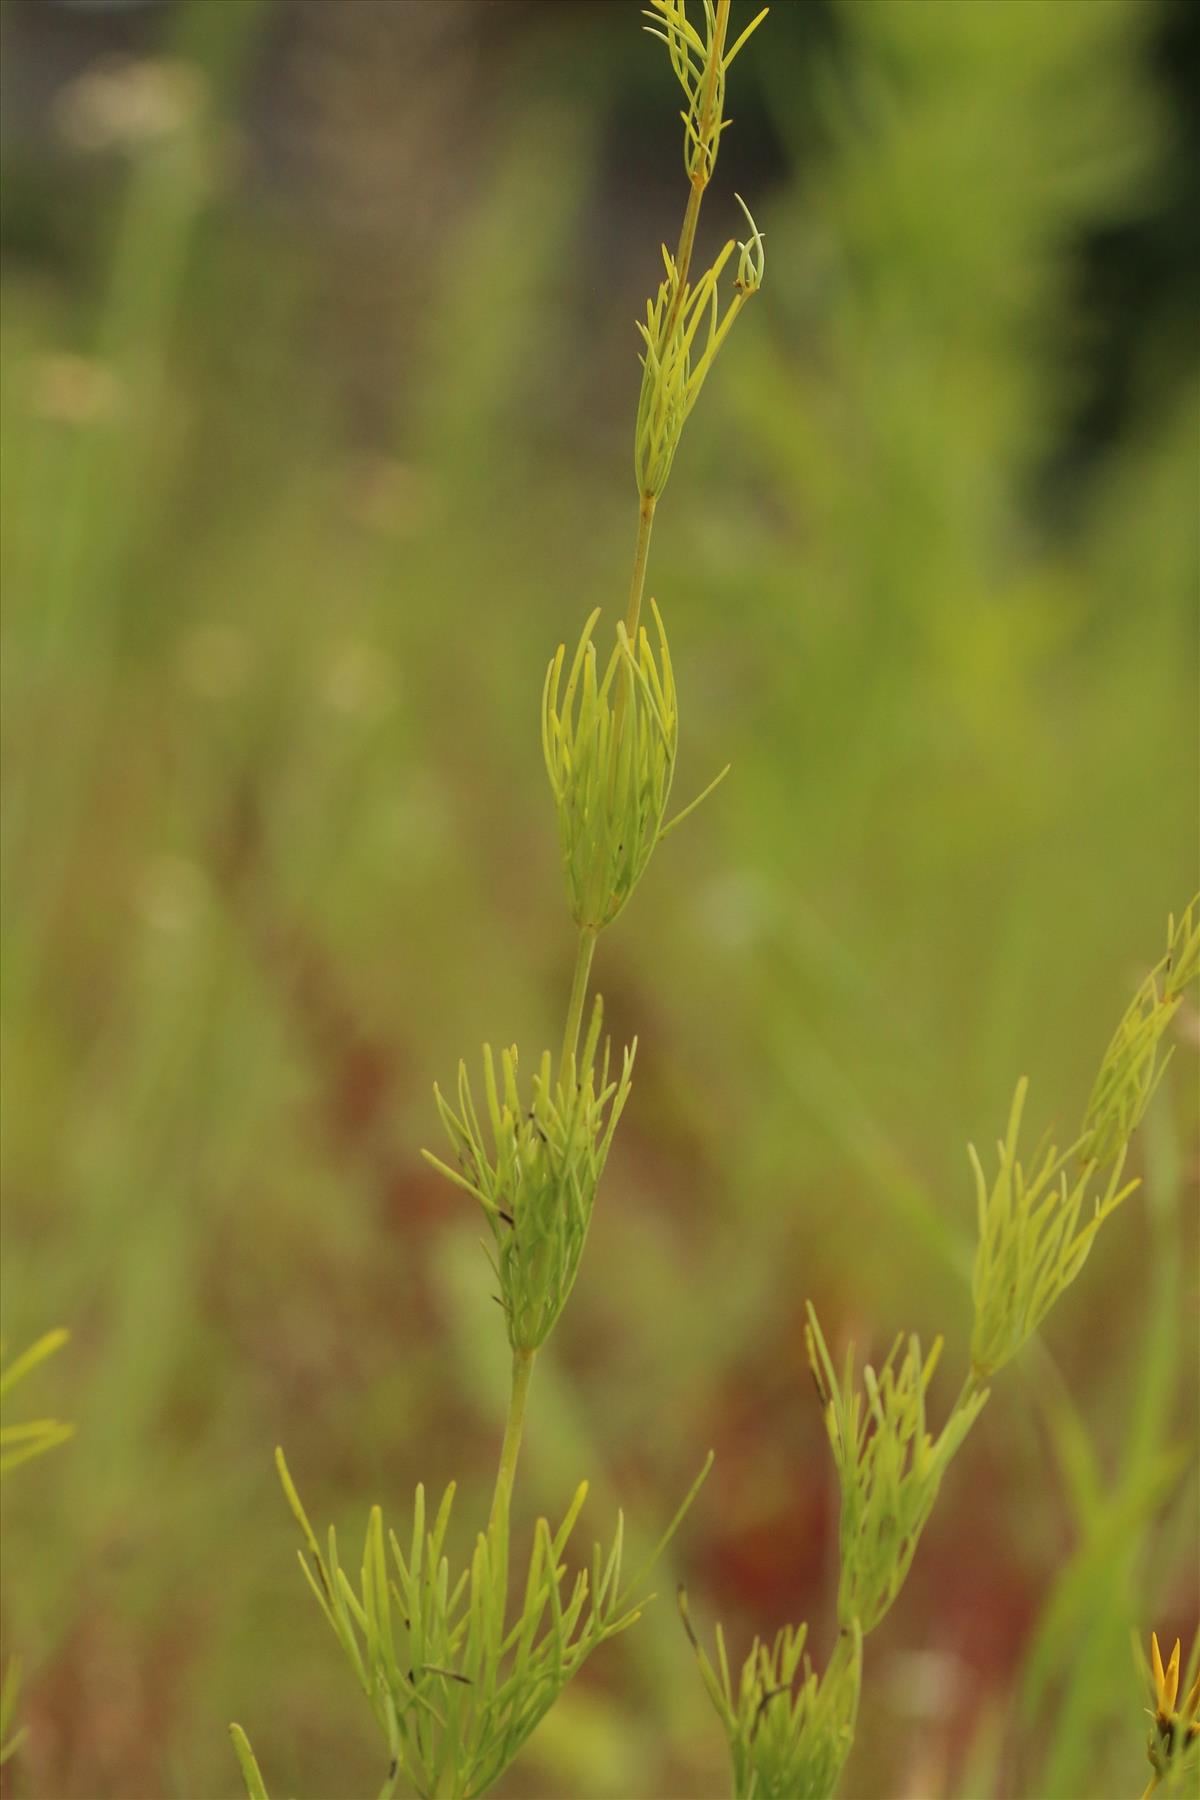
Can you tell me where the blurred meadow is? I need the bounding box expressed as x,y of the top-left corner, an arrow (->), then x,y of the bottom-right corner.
1,1 -> 1198,1797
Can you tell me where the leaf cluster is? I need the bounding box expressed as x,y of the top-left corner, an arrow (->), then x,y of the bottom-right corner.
423,996 -> 634,1352
634,203 -> 765,502
272,1449 -> 710,1800
1080,898 -> 1198,1170
643,0 -> 768,185
680,1593 -> 862,1800
805,1306 -> 987,1636
969,1079 -> 1135,1380
971,899 -> 1199,1379
541,604 -> 725,934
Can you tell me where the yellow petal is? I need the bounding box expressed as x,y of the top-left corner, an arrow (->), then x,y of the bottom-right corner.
1152,1631 -> 1166,1695
1165,1638 -> 1182,1714
1185,1664 -> 1200,1723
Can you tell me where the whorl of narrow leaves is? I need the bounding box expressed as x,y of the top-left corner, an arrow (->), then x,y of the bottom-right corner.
635,202 -> 765,501
422,996 -> 634,1351
274,1451 -> 639,1800
805,1307 -> 987,1637
968,1079 -> 1135,1380
272,1448 -> 712,1800
1080,898 -> 1199,1170
970,900 -> 1199,1380
541,604 -> 726,934
634,0 -> 767,501
679,1591 -> 862,1800
644,0 -> 769,186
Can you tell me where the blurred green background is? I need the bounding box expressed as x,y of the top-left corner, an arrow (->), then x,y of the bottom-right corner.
2,2 -> 1197,1797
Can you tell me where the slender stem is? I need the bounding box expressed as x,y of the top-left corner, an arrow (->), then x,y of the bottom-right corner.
488,1348 -> 535,1537
560,925 -> 598,1084
480,0 -> 737,1636
625,494 -> 657,640
612,493 -> 656,776
667,180 -> 704,334
1140,1778 -> 1159,1800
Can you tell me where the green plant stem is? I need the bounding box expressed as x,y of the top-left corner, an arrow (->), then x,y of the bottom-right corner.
488,1348 -> 536,1536
560,926 -> 598,1082
613,494 -> 658,759
625,494 -> 657,638
479,2 -> 733,1729
668,179 -> 705,334
1140,1778 -> 1159,1800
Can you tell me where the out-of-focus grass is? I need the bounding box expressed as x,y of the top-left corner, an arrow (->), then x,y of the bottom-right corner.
1,2 -> 1196,1797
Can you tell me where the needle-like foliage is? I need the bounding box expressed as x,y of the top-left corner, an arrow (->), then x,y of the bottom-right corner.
272,1449 -> 711,1800
1080,899 -> 1199,1170
971,900 -> 1200,1380
968,1080 -> 1135,1381
634,201 -> 764,501
422,996 -> 634,1352
805,1307 -> 987,1637
643,0 -> 768,185
633,1 -> 767,502
541,604 -> 726,933
679,1592 -> 862,1800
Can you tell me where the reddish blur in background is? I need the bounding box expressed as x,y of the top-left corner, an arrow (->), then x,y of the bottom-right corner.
1,2 -> 1197,1797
